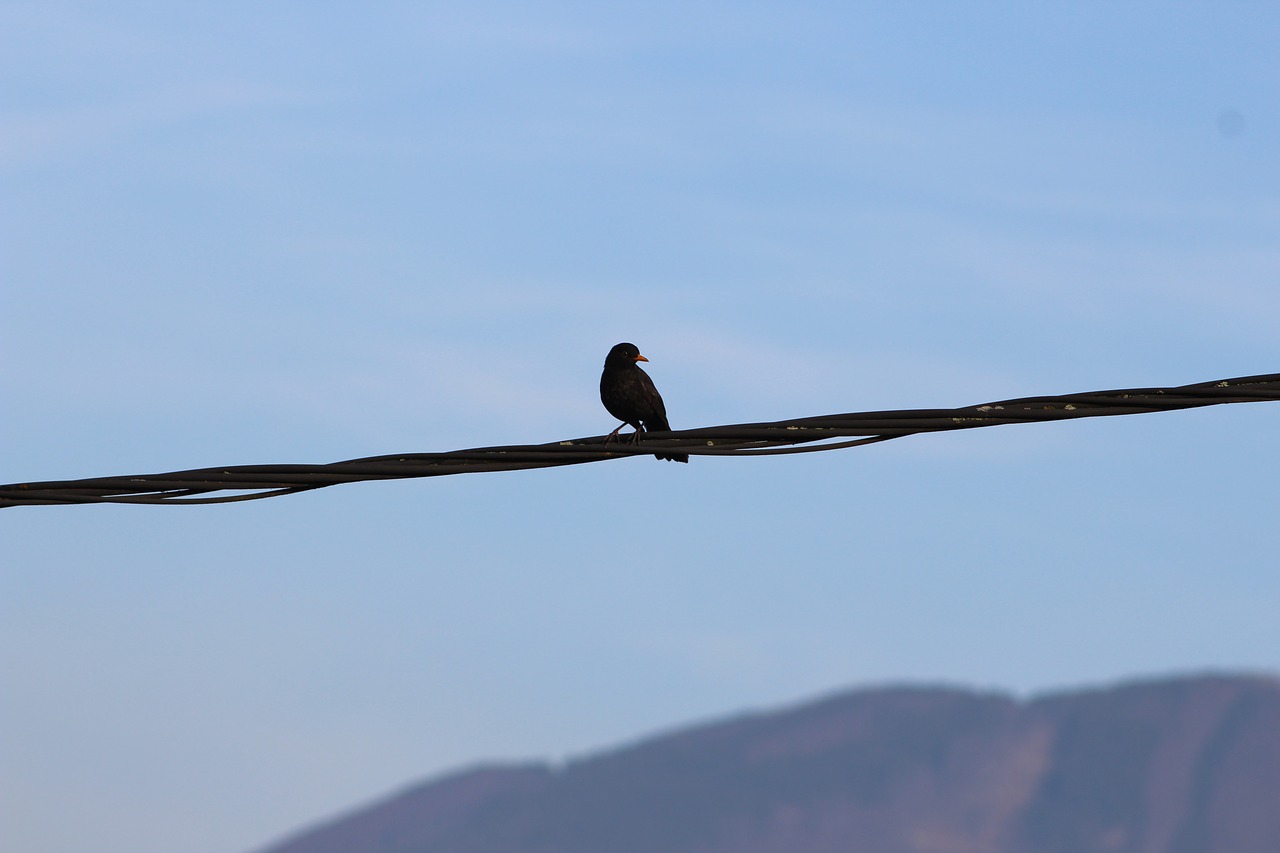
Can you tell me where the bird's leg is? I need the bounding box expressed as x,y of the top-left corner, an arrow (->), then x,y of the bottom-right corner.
605,423 -> 627,445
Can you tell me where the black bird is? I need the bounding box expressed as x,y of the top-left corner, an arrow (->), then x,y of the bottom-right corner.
600,342 -> 689,463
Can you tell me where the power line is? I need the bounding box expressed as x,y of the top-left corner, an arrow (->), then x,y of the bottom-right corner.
2,371 -> 1276,508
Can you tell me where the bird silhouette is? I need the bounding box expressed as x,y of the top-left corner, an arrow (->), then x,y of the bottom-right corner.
599,342 -> 689,463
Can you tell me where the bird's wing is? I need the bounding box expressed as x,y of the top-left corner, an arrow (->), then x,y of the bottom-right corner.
636,369 -> 671,430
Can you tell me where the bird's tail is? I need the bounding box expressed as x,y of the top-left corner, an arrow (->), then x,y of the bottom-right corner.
645,417 -> 689,463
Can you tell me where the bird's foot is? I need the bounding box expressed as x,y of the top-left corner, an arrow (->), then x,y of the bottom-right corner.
603,425 -> 644,449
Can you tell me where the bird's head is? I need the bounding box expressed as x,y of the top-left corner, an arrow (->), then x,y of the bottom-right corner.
605,342 -> 649,366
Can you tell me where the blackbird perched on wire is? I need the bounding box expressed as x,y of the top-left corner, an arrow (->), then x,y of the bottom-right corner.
600,342 -> 689,463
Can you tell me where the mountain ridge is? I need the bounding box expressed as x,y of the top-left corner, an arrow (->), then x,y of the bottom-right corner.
254,672 -> 1280,853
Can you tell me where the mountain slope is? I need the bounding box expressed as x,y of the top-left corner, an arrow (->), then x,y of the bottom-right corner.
254,674 -> 1280,853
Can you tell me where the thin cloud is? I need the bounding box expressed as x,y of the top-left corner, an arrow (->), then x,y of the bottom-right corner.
0,82 -> 311,169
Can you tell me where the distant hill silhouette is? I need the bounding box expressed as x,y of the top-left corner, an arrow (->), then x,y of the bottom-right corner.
254,674 -> 1280,853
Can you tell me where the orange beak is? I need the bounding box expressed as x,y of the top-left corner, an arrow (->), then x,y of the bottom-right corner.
634,354 -> 649,362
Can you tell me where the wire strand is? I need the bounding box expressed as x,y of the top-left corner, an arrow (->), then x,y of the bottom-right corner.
3,371 -> 1276,508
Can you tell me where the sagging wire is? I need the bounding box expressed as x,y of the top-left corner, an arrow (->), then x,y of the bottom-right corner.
2,372 -> 1275,508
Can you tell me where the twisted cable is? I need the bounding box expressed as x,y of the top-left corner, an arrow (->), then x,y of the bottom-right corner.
2,372 -> 1275,508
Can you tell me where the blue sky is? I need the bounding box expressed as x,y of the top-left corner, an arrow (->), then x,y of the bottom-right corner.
2,3 -> 1278,852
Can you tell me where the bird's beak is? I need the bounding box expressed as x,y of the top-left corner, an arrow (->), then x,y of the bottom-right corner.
634,354 -> 649,362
